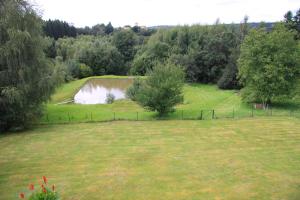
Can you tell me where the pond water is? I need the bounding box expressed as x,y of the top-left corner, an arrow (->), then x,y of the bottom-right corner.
74,78 -> 133,104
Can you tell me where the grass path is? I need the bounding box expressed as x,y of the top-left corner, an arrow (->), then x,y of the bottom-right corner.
0,117 -> 299,199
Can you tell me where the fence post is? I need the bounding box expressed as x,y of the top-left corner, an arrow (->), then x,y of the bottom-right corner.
212,110 -> 215,119
136,112 -> 138,121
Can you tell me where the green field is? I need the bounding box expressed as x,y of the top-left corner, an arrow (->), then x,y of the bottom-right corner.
0,118 -> 299,199
42,76 -> 300,124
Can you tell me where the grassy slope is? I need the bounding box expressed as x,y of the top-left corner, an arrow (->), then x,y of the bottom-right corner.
0,118 -> 299,199
43,76 -> 300,123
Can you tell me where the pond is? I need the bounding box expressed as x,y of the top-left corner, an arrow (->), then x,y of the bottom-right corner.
74,78 -> 133,104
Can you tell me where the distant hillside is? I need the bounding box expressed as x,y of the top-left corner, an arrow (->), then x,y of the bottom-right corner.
148,22 -> 276,30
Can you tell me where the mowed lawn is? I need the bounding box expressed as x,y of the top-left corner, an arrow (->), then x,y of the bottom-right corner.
0,117 -> 299,199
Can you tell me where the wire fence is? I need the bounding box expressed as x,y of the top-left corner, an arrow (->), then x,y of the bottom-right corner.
39,107 -> 300,125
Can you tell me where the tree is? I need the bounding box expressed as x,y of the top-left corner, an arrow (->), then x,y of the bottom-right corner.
134,63 -> 185,115
77,39 -> 125,75
238,24 -> 300,106
284,8 -> 300,39
112,30 -> 137,64
131,41 -> 170,75
217,17 -> 249,89
105,22 -> 114,34
217,47 -> 240,89
0,0 -> 59,131
91,24 -> 106,35
43,19 -> 77,40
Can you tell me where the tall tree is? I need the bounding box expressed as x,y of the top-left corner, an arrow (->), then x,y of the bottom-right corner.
284,8 -> 300,39
105,22 -> 114,34
43,19 -> 77,40
0,0 -> 59,131
238,24 -> 300,106
218,16 -> 249,89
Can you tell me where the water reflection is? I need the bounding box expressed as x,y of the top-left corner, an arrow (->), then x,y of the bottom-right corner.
74,78 -> 133,104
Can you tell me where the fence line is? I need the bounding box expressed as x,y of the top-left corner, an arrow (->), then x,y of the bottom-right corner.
39,108 -> 300,125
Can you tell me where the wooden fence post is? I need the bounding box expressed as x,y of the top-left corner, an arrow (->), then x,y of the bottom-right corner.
212,110 -> 215,119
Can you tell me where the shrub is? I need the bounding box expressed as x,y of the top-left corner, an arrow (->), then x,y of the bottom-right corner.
106,92 -> 115,104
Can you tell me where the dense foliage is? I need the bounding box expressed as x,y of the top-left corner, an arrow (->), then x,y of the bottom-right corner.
0,0 -> 60,131
131,63 -> 185,115
130,21 -> 250,89
238,24 -> 300,105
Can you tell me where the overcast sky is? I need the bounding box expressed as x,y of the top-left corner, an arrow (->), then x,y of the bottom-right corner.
31,0 -> 299,27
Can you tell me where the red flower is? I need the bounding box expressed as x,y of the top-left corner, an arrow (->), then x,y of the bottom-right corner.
42,187 -> 47,193
29,183 -> 34,190
42,176 -> 47,184
52,184 -> 55,192
19,193 -> 25,199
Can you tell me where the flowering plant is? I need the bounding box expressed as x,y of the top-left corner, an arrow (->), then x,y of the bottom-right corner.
19,176 -> 59,200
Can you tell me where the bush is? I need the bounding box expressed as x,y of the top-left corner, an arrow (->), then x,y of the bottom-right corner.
135,62 -> 185,115
106,92 -> 115,104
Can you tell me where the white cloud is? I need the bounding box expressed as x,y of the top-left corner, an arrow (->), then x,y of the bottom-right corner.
31,0 -> 300,27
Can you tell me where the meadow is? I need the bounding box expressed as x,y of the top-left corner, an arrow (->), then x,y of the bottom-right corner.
0,117 -> 299,199
42,76 -> 300,124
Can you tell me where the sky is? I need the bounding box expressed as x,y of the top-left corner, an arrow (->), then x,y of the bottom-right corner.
31,0 -> 300,28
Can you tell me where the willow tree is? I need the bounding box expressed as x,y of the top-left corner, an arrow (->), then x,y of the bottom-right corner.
0,0 -> 59,131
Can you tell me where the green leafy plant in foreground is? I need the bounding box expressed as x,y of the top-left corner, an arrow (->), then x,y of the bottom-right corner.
19,176 -> 59,200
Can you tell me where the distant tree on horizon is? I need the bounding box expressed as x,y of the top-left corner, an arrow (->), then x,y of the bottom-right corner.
43,19 -> 77,40
284,8 -> 300,39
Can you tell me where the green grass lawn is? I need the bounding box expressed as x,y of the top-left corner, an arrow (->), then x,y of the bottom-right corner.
0,117 -> 299,199
42,76 -> 300,124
